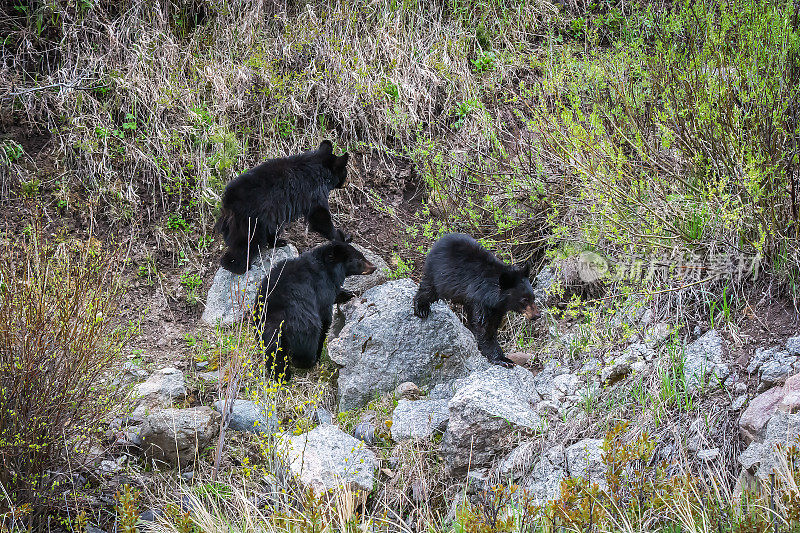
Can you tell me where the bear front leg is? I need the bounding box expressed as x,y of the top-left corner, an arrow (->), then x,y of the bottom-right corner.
413,276 -> 438,319
468,305 -> 515,368
308,206 -> 350,242
336,289 -> 356,304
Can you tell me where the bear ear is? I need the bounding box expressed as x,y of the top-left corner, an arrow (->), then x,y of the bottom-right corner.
520,264 -> 531,278
499,270 -> 518,290
332,152 -> 349,172
318,140 -> 334,156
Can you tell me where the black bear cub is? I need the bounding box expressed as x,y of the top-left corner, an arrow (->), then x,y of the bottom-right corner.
253,240 -> 376,382
215,140 -> 350,274
413,233 -> 541,367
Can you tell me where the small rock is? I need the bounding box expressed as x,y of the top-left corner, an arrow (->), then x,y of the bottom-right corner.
601,354 -> 636,385
391,399 -> 450,441
759,354 -> 797,387
197,371 -> 220,385
507,352 -> 535,367
786,335 -> 800,356
684,330 -> 730,392
395,382 -> 422,400
123,362 -> 149,381
740,386 -> 784,443
521,438 -> 605,504
739,375 -> 800,443
311,407 -> 333,426
140,407 -> 220,468
139,508 -> 162,522
533,266 -> 556,305
739,411 -> 800,480
134,367 -> 187,409
98,458 -> 124,475
466,470 -> 490,494
734,382 -> 748,395
353,421 -> 377,445
730,394 -> 748,411
278,424 -> 378,494
536,401 -> 560,416
780,373 -> 800,413
202,245 -> 299,327
196,360 -> 209,370
497,441 -> 538,481
213,399 -> 278,435
441,366 -> 541,476
181,471 -> 195,482
644,323 -> 671,348
565,439 -> 606,489
697,448 -> 720,461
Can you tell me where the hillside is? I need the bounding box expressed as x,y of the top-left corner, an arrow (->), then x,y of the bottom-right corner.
1,0 -> 800,531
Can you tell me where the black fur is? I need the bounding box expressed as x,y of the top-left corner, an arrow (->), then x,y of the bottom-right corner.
413,233 -> 541,367
215,140 -> 350,274
253,241 -> 376,382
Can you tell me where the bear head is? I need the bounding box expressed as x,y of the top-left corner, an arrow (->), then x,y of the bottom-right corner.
317,140 -> 349,189
323,241 -> 376,277
499,264 -> 541,320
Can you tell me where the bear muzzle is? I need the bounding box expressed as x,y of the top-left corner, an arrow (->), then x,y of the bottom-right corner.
362,261 -> 377,275
523,303 -> 541,321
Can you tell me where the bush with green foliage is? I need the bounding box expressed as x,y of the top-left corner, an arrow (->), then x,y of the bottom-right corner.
0,232 -> 126,527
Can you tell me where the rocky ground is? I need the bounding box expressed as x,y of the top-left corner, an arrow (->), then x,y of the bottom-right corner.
88,242 -> 800,527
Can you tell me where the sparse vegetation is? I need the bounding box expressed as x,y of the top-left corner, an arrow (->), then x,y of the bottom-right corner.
2,0 -> 800,530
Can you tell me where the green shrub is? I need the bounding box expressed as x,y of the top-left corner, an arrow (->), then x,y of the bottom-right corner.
0,230 -> 126,527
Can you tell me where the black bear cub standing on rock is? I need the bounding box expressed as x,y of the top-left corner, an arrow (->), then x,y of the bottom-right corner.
215,140 -> 351,274
414,233 -> 541,368
253,240 -> 375,382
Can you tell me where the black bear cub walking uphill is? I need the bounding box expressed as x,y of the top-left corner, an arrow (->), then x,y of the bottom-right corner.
414,233 -> 541,367
215,140 -> 351,274
253,241 -> 376,382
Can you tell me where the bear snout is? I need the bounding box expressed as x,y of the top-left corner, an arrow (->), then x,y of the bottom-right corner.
361,261 -> 377,275
523,303 -> 541,320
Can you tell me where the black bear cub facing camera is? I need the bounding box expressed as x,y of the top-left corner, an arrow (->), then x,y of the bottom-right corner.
253,240 -> 376,382
215,140 -> 351,274
413,233 -> 541,368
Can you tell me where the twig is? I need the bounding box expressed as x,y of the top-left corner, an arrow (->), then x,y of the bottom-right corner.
6,83 -> 106,98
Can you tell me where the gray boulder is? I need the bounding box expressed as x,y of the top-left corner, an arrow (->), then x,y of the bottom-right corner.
213,399 -> 278,435
201,245 -> 298,327
497,440 -> 538,481
786,336 -> 800,356
133,367 -> 187,415
739,411 -> 800,480
391,399 -> 450,441
565,439 -> 605,489
140,407 -> 220,468
278,424 -> 378,494
684,330 -> 730,392
521,439 -> 605,503
441,366 -> 541,476
328,279 -> 487,411
748,347 -> 799,388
